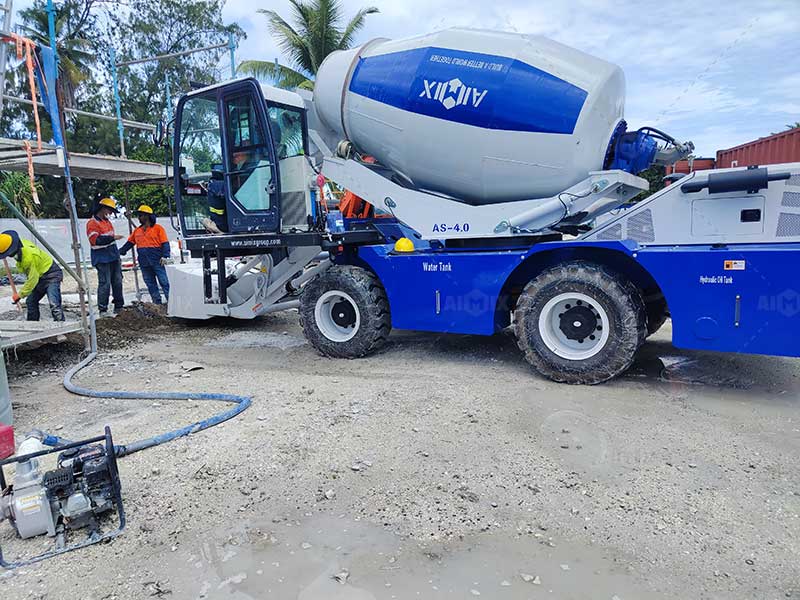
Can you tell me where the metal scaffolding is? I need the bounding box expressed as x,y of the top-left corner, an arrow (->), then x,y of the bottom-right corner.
0,2 -> 239,353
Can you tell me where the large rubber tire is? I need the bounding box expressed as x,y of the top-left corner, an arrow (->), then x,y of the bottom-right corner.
514,261 -> 646,384
300,265 -> 391,358
643,291 -> 669,337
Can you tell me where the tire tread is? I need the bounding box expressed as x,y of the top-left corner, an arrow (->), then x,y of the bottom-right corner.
300,265 -> 391,358
514,261 -> 646,384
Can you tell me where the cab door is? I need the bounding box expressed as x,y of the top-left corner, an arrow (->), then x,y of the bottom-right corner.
221,80 -> 280,233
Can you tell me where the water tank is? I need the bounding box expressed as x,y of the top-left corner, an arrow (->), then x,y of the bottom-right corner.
314,28 -> 626,204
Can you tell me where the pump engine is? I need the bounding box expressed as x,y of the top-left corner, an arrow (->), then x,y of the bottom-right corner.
0,427 -> 124,568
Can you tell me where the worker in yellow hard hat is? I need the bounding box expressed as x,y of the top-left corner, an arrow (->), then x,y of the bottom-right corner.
0,230 -> 64,322
120,205 -> 171,305
86,195 -> 125,315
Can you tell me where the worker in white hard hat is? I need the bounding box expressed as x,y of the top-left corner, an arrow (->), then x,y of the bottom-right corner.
86,196 -> 125,315
0,230 -> 65,322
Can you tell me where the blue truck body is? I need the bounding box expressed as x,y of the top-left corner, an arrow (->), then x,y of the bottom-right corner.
341,220 -> 800,359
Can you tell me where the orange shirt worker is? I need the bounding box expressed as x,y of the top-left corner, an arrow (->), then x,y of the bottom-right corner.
120,205 -> 171,305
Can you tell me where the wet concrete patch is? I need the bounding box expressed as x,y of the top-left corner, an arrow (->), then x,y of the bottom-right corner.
205,331 -> 308,350
169,514 -> 663,599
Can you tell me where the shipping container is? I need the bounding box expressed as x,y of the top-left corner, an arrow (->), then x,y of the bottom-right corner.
717,127 -> 800,169
665,157 -> 716,175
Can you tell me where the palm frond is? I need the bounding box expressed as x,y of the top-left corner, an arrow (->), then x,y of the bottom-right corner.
237,60 -> 311,89
262,9 -> 316,74
259,0 -> 378,76
339,6 -> 378,49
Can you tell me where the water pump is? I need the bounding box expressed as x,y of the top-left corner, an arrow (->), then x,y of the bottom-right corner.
0,426 -> 125,568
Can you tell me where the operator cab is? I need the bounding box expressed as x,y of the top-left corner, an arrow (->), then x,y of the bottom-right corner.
174,78 -> 313,236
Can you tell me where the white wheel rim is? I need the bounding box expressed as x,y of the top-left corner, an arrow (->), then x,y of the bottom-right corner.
538,292 -> 610,360
314,290 -> 361,342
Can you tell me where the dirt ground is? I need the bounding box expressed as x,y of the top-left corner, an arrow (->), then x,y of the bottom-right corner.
0,287 -> 799,599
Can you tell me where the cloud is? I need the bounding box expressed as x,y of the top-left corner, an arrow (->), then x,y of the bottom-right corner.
627,80 -> 759,126
224,0 -> 798,154
11,0 -> 800,156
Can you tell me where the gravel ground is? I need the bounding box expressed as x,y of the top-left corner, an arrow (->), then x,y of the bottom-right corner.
0,306 -> 798,600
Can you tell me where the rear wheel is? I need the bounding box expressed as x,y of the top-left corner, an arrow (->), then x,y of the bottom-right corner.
300,265 -> 391,358
514,261 -> 646,384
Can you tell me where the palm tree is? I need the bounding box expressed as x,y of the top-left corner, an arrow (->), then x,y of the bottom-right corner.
18,1 -> 97,102
238,0 -> 378,89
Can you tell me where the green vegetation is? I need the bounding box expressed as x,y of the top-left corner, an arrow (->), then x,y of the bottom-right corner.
0,0 -> 244,217
0,172 -> 43,218
632,164 -> 666,202
238,0 -> 378,89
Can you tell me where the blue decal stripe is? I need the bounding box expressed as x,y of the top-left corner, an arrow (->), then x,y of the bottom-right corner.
348,46 -> 587,134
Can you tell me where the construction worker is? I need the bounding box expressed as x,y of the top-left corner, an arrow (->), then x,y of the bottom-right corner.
120,205 -> 171,305
86,196 -> 125,315
0,231 -> 64,322
205,168 -> 227,233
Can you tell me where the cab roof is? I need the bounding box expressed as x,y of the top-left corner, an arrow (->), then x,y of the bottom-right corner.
260,84 -> 305,109
185,78 -> 305,110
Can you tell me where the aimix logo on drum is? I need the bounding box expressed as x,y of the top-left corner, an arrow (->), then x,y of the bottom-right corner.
418,77 -> 488,111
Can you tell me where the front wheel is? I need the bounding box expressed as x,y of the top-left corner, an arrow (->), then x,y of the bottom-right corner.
300,266 -> 391,358
514,261 -> 646,384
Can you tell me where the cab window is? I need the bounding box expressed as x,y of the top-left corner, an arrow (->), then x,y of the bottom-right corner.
268,105 -> 305,159
177,93 -> 223,233
224,94 -> 273,212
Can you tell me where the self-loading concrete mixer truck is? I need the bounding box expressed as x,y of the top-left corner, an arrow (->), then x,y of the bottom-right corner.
165,28 -> 800,384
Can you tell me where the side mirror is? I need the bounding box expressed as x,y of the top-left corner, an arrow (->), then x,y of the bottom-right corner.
153,119 -> 166,147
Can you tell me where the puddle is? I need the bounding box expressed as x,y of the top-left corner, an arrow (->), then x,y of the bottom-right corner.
658,357 -> 756,388
165,514 -> 663,599
205,331 -> 307,350
628,353 -> 759,388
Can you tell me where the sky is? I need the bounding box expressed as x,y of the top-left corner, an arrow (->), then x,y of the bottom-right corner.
15,0 -> 800,157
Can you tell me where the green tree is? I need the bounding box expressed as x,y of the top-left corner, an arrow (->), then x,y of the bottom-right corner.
104,0 -> 244,219
238,0 -> 378,89
109,0 -> 244,124
18,0 -> 106,104
632,164 -> 666,202
1,0 -> 242,219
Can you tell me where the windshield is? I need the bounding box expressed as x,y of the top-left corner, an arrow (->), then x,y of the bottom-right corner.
178,94 -> 222,178
176,93 -> 224,233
